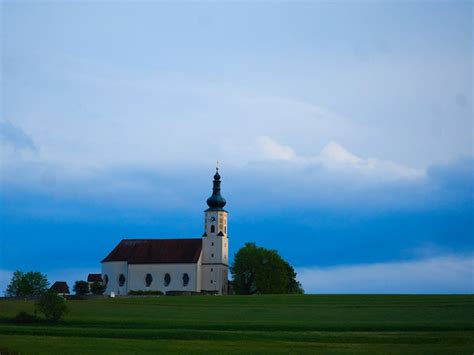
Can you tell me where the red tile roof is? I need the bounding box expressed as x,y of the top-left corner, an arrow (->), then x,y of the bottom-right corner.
87,273 -> 102,282
50,281 -> 70,294
101,239 -> 202,264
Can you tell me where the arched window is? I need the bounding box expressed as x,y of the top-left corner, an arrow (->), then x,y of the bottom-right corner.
103,274 -> 109,285
164,273 -> 171,287
145,273 -> 153,287
182,273 -> 189,287
118,274 -> 126,287
210,225 -> 215,233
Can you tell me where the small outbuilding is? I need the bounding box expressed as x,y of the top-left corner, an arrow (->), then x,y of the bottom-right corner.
50,281 -> 70,296
87,273 -> 103,285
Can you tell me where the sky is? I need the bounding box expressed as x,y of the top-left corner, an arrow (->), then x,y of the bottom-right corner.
0,1 -> 472,294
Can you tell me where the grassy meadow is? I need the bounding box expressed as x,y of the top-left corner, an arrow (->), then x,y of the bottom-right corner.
0,294 -> 472,354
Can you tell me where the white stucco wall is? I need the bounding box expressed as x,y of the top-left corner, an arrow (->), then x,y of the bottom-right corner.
202,210 -> 228,295
102,261 -> 128,296
201,264 -> 228,294
201,233 -> 228,294
128,262 -> 201,293
196,254 -> 202,292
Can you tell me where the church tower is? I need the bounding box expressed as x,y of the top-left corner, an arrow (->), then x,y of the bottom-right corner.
201,167 -> 229,295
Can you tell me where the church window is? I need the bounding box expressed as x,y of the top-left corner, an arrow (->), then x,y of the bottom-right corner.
211,253 -> 214,258
145,273 -> 153,287
211,268 -> 213,272
211,280 -> 213,284
210,225 -> 215,233
182,273 -> 189,286
211,242 -> 214,246
118,274 -> 126,287
164,273 -> 171,287
103,274 -> 109,285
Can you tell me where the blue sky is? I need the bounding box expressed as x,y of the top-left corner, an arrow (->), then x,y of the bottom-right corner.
0,1 -> 472,293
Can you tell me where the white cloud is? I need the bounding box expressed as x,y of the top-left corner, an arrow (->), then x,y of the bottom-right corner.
297,254 -> 474,294
257,136 -> 296,161
319,141 -> 363,165
314,141 -> 425,179
255,136 -> 425,180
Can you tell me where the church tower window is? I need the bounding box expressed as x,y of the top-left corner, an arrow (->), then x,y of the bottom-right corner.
210,225 -> 215,233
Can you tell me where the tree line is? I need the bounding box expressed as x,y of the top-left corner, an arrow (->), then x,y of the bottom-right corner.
6,271 -> 105,297
4,243 -> 303,323
5,271 -> 105,324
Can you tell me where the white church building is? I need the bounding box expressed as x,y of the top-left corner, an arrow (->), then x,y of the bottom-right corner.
101,168 -> 229,295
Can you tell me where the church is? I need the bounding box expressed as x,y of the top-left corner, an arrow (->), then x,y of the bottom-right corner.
101,168 -> 229,295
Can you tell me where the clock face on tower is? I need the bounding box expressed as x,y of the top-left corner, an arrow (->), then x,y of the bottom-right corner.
209,216 -> 216,222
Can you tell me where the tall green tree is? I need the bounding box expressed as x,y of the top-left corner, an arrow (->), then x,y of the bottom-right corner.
231,243 -> 304,295
6,271 -> 49,297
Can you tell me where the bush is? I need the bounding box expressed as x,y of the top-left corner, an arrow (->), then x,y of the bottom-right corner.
73,280 -> 89,295
13,311 -> 39,324
90,281 -> 106,295
128,290 -> 163,296
35,289 -> 68,323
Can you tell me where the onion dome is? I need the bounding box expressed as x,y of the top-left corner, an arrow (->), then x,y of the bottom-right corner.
206,167 -> 226,211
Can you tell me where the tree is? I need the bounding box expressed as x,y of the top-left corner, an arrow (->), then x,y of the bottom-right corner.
6,271 -> 49,297
230,243 -> 304,295
90,281 -> 106,295
73,280 -> 90,295
35,289 -> 68,323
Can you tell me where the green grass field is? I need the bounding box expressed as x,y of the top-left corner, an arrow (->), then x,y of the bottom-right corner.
0,295 -> 472,354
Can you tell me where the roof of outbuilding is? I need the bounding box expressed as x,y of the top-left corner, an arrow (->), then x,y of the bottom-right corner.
87,273 -> 102,282
50,281 -> 70,294
101,238 -> 202,264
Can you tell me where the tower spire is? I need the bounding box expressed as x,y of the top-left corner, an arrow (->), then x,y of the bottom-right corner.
206,165 -> 226,210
